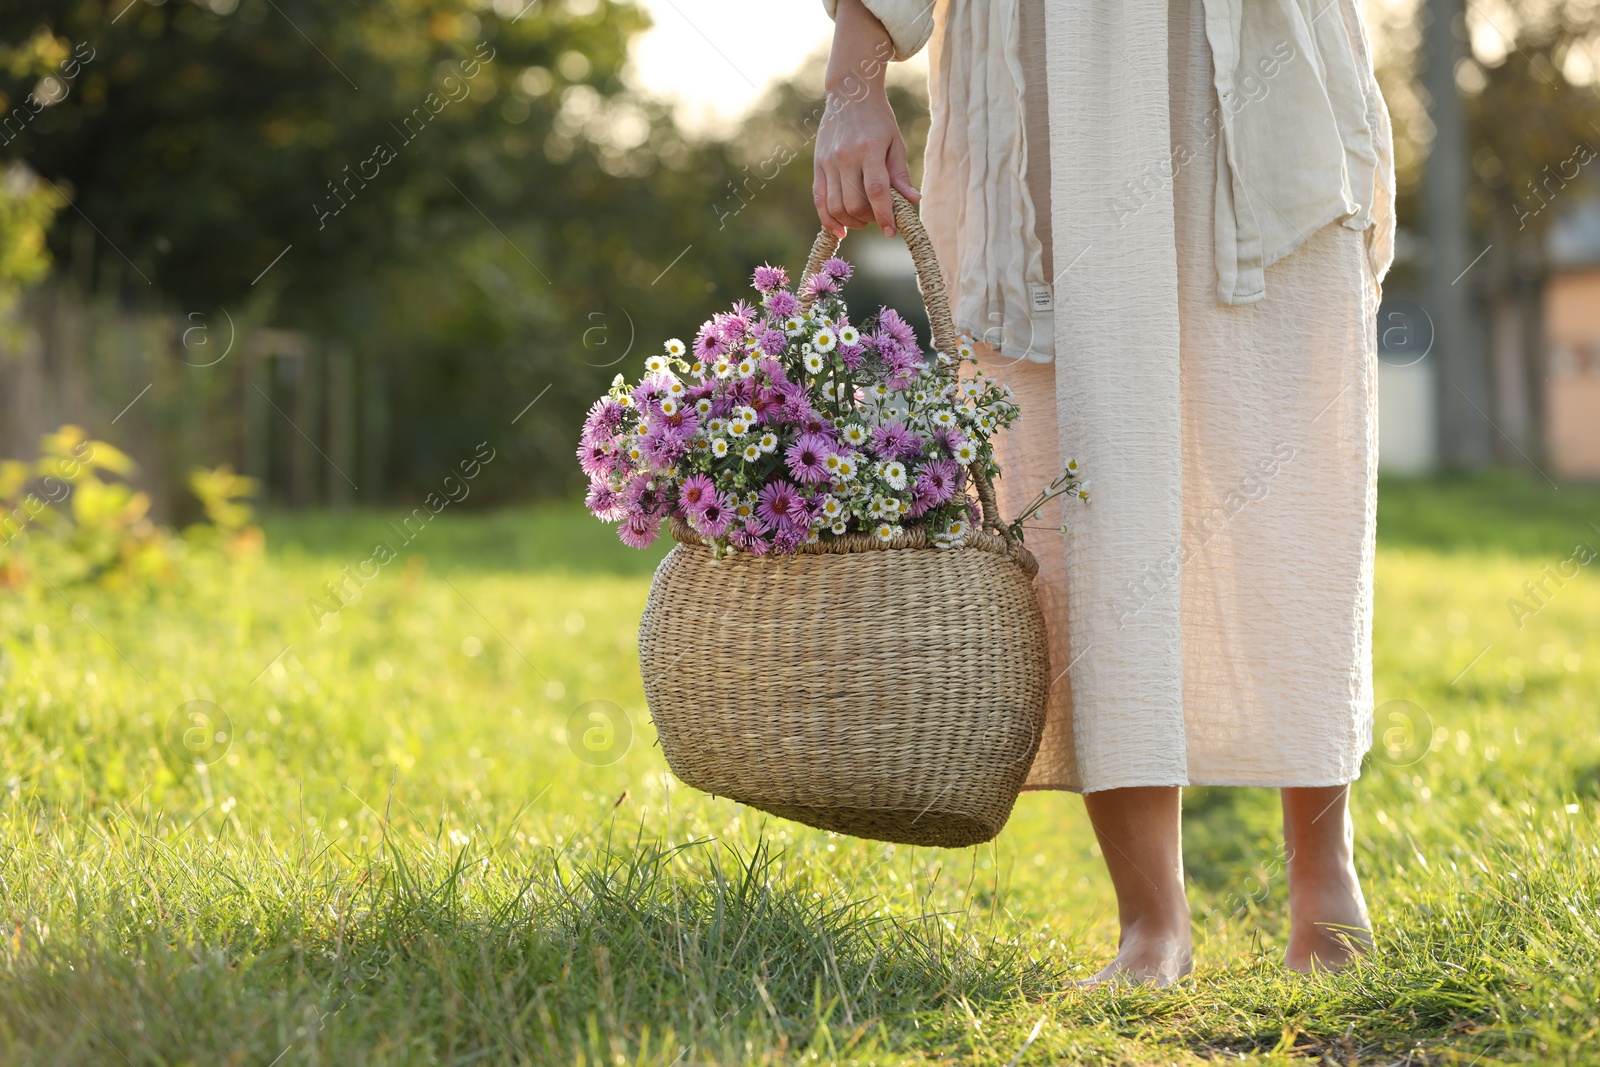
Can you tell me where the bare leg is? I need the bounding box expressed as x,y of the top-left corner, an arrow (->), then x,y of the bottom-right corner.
1079,786 -> 1192,986
1281,785 -> 1372,971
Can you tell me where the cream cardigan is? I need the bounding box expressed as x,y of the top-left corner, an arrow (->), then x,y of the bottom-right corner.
820,0 -> 1396,362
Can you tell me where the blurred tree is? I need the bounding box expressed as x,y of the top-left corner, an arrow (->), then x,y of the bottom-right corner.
0,3 -> 934,506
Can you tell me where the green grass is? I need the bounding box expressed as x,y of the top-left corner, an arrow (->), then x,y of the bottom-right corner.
2,474 -> 1599,1065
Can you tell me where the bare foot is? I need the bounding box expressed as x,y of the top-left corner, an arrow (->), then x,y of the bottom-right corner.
1284,873 -> 1372,972
1078,919 -> 1193,987
1281,785 -> 1372,973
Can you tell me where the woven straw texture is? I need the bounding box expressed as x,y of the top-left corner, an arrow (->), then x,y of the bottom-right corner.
636,191 -> 1052,847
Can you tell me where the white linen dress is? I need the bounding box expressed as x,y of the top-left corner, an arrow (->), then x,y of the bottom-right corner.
824,0 -> 1396,792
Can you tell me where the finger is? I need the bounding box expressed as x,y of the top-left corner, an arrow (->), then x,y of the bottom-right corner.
862,155 -> 896,237
887,137 -> 920,204
838,161 -> 878,230
814,169 -> 844,238
824,168 -> 853,237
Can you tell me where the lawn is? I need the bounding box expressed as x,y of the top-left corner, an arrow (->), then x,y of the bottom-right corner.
1,473 -> 1598,1065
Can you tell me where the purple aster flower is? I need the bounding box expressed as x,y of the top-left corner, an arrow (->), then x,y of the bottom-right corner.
694,323 -> 725,359
677,473 -> 716,513
820,257 -> 853,282
771,526 -> 805,554
785,433 -> 833,484
917,457 -> 961,504
752,263 -> 789,292
619,514 -> 661,549
874,307 -> 917,350
764,289 -> 799,317
639,429 -> 686,469
802,272 -> 837,300
837,342 -> 866,371
870,420 -> 913,461
756,479 -> 806,531
757,328 -> 787,357
585,479 -> 626,521
690,492 -> 734,538
578,438 -> 614,477
582,397 -> 625,441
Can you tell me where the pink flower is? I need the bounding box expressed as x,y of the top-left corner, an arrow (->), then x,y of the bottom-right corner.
578,438 -> 614,477
690,492 -> 734,538
917,458 -> 960,504
582,398 -> 624,440
870,420 -> 915,460
757,328 -> 787,357
640,429 -> 687,469
678,473 -> 716,512
764,289 -> 799,317
771,526 -> 805,553
585,480 -> 626,521
619,514 -> 661,549
820,257 -> 853,282
874,307 -> 917,350
756,479 -> 806,531
785,433 -> 832,484
752,263 -> 789,292
802,272 -> 837,299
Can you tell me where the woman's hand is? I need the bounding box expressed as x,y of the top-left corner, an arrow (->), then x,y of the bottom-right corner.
814,0 -> 920,239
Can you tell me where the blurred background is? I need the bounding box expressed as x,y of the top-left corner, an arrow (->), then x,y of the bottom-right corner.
1,0 -> 1598,517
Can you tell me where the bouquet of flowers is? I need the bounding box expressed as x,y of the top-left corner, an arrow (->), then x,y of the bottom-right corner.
580,257 -> 1085,557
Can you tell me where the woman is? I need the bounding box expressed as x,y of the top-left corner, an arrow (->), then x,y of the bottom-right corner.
815,0 -> 1395,983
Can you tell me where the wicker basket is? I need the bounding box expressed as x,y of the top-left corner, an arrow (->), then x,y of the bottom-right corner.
638,192 -> 1051,848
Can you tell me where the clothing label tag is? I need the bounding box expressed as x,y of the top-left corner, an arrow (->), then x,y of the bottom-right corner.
1029,284 -> 1053,311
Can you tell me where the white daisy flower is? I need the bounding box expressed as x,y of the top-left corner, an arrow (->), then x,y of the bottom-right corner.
659,398 -> 678,416
711,438 -> 730,458
931,409 -> 957,428
707,418 -> 726,433
825,454 -> 841,471
627,442 -> 645,462
742,443 -> 762,462
804,529 -> 820,544
664,338 -> 686,357
695,398 -> 713,416
713,359 -> 733,378
873,522 -> 901,542
831,520 -> 848,535
737,406 -> 758,423
913,390 -> 928,404
880,461 -> 907,490
1065,457 -> 1079,473
812,327 -> 837,353
645,354 -> 669,374
838,325 -> 859,346
871,383 -> 891,399
841,424 -> 869,447
820,495 -> 842,518
734,499 -> 757,522
757,432 -> 779,453
957,341 -> 974,360
954,442 -> 978,464
947,519 -> 968,540
728,419 -> 750,437
834,456 -> 857,480
690,361 -> 706,377
960,380 -> 982,400
736,357 -> 757,376
783,316 -> 806,336
804,352 -> 825,373
617,394 -> 633,408
666,379 -> 685,397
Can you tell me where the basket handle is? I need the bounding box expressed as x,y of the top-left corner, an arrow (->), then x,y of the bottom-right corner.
797,190 -> 1011,544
